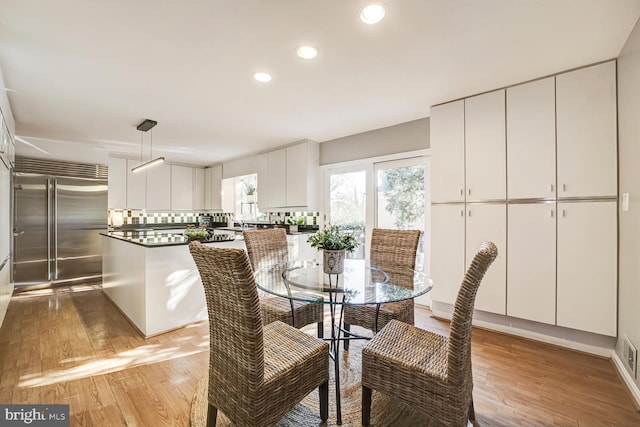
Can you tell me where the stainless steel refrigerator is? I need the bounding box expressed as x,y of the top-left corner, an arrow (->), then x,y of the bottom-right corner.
13,158 -> 107,291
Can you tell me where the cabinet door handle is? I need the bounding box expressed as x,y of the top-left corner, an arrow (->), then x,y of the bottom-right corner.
562,184 -> 567,192
468,210 -> 471,217
460,189 -> 463,196
562,209 -> 566,218
468,188 -> 471,196
550,209 -> 554,218
550,184 -> 554,192
460,210 -> 464,217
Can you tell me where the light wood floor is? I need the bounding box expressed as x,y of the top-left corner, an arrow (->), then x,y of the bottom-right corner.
0,285 -> 639,426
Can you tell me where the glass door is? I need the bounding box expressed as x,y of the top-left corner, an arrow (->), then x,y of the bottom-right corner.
325,165 -> 372,259
374,156 -> 430,304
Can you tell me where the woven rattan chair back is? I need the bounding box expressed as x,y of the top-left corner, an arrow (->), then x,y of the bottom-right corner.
243,228 -> 289,271
370,228 -> 421,290
448,241 -> 498,388
188,242 -> 265,397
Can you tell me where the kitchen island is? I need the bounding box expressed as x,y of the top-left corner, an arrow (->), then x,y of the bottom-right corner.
101,231 -> 245,337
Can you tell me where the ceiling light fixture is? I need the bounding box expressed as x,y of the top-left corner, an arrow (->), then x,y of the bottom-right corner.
360,2 -> 387,24
296,45 -> 318,59
131,119 -> 165,173
253,72 -> 272,82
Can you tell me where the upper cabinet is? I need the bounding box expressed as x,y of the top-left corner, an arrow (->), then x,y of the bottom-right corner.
258,140 -> 319,211
146,163 -> 171,210
171,165 -> 195,210
430,100 -> 465,203
108,156 -> 207,211
465,89 -> 506,201
108,157 -> 127,209
204,165 -> 222,210
507,77 -> 556,200
556,61 -> 617,198
126,159 -> 147,209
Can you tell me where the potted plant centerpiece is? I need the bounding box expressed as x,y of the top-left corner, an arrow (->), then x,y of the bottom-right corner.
307,224 -> 359,274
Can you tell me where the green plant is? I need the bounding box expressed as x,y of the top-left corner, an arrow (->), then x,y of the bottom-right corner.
243,181 -> 256,196
307,224 -> 359,253
184,228 -> 208,241
287,216 -> 306,225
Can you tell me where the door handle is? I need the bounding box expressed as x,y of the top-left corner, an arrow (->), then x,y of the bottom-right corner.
13,230 -> 24,237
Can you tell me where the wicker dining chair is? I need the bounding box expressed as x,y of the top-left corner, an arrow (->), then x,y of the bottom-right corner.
189,242 -> 329,427
361,241 -> 498,427
243,228 -> 324,338
343,228 -> 421,350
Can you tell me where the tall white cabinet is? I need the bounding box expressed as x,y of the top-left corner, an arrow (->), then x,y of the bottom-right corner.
430,60 -> 618,337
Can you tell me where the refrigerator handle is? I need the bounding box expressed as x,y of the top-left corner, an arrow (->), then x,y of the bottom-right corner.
53,179 -> 58,280
47,178 -> 52,281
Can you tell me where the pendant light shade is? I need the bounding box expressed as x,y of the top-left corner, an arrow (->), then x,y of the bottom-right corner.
131,119 -> 165,173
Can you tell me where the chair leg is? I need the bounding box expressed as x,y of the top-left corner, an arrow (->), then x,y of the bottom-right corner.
468,397 -> 476,422
343,323 -> 351,350
317,321 -> 324,338
207,403 -> 217,427
362,385 -> 372,426
319,381 -> 329,421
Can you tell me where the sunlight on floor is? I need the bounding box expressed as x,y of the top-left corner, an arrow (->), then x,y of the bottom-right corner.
18,338 -> 209,388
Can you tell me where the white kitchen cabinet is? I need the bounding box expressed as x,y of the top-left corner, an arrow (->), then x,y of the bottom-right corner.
557,201 -> 617,336
259,141 -> 319,210
126,159 -> 147,209
108,157 -> 127,208
507,77 -> 556,200
193,168 -> 205,210
556,61 -> 617,198
266,148 -> 287,208
171,165 -> 194,210
507,203 -> 556,325
286,142 -> 319,208
146,163 -> 171,210
430,204 -> 466,305
466,203 -> 506,315
430,100 -> 465,203
465,90 -> 506,201
204,165 -> 222,210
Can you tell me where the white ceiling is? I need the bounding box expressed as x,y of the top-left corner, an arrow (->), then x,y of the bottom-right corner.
1,0 -> 639,166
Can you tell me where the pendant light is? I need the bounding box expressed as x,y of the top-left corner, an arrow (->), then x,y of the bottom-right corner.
131,119 -> 165,173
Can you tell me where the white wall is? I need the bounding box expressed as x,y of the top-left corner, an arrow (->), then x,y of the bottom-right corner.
616,17 -> 640,390
0,67 -> 15,134
319,118 -> 429,165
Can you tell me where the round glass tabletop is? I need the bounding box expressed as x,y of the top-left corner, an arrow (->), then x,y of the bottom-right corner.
254,258 -> 432,305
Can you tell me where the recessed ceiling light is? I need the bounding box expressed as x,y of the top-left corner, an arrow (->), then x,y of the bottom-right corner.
360,3 -> 386,24
296,46 -> 318,60
252,72 -> 272,83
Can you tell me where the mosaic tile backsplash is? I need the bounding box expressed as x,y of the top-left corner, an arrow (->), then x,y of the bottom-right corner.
108,210 -> 321,228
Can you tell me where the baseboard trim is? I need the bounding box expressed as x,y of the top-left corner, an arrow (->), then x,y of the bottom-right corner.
612,351 -> 640,409
432,308 -> 612,357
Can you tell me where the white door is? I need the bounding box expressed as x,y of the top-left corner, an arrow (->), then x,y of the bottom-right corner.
507,77 -> 556,200
507,203 -> 556,325
430,203 -> 465,306
430,100 -> 464,203
466,203 -> 506,315
374,157 -> 430,304
465,90 -> 506,201
557,200 -> 617,336
324,165 -> 372,260
556,61 -> 617,198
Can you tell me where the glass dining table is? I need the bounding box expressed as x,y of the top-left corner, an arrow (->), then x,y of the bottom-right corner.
254,258 -> 432,425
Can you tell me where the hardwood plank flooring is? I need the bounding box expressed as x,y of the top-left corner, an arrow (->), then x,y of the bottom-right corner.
0,285 -> 638,426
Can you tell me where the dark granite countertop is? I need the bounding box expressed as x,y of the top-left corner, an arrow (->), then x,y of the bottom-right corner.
101,230 -> 239,248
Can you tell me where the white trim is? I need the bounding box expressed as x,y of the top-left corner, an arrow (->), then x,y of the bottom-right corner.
432,307 -> 614,357
612,351 -> 640,408
320,148 -> 429,170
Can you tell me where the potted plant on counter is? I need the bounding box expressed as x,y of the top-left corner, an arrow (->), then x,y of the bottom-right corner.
243,181 -> 256,203
307,224 -> 359,274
